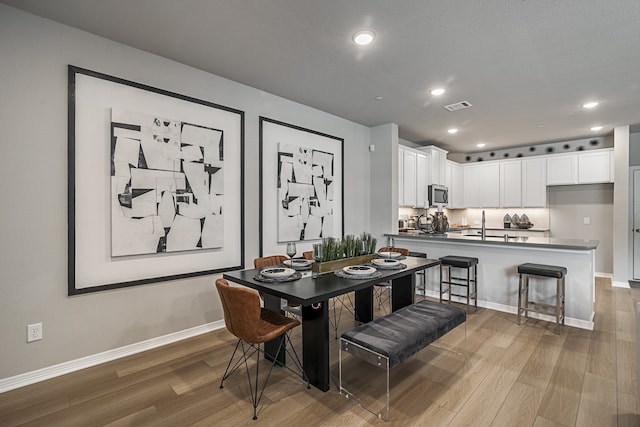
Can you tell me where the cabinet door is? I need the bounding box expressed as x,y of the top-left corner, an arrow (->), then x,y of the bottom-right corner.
446,161 -> 464,208
416,153 -> 428,207
398,148 -> 404,206
578,150 -> 612,183
522,157 -> 547,207
547,154 -> 578,185
500,160 -> 522,207
480,163 -> 500,207
431,150 -> 446,185
463,165 -> 481,207
402,150 -> 417,206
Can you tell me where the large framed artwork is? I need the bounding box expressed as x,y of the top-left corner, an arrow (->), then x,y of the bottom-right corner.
68,65 -> 244,295
259,117 -> 343,256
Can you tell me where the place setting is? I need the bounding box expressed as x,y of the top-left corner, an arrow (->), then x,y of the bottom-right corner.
369,258 -> 407,270
334,265 -> 382,279
254,267 -> 302,283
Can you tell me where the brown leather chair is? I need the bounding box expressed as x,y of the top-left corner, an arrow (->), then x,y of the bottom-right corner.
216,278 -> 308,420
254,255 -> 288,269
302,250 -> 313,260
378,246 -> 410,256
374,247 -> 410,314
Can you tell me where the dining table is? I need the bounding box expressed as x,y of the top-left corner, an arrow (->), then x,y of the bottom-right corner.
223,256 -> 440,392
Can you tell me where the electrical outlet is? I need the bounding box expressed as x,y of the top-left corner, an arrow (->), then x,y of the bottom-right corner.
583,217 -> 591,225
27,323 -> 42,342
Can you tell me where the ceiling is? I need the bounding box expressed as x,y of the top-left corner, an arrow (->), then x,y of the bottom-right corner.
4,0 -> 640,154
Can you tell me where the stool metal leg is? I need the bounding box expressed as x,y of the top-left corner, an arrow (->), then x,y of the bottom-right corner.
555,277 -> 561,326
561,276 -> 566,325
517,274 -> 523,325
439,264 -> 443,303
466,265 -> 470,310
524,275 -> 530,319
448,266 -> 452,303
473,265 -> 478,308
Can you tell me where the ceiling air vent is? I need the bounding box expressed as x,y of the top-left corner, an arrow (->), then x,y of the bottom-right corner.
444,101 -> 472,112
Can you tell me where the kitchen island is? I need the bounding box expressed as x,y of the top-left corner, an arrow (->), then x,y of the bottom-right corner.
389,232 -> 598,330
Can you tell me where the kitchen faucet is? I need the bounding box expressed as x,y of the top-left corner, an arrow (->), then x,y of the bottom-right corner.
481,210 -> 486,240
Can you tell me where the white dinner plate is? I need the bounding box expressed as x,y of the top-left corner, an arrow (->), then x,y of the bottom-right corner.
378,251 -> 402,258
260,267 -> 296,279
283,259 -> 312,269
372,258 -> 400,268
343,265 -> 377,276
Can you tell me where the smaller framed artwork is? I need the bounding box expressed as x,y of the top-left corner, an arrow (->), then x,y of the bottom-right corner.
259,117 -> 344,256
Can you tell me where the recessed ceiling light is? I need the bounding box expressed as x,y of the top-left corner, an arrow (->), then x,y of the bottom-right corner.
352,30 -> 375,45
430,88 -> 445,96
477,143 -> 486,148
447,128 -> 458,134
582,102 -> 599,109
590,126 -> 603,131
374,96 -> 384,100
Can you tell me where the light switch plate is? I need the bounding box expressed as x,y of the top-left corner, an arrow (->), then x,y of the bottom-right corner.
583,217 -> 591,225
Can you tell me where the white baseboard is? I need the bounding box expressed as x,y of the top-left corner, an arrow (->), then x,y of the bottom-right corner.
612,280 -> 630,288
0,320 -> 225,394
422,290 -> 594,331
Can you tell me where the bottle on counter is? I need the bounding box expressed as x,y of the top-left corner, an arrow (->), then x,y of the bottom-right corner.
503,214 -> 511,228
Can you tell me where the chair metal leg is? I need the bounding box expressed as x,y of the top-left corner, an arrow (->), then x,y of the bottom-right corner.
220,333 -> 306,420
517,274 -> 523,325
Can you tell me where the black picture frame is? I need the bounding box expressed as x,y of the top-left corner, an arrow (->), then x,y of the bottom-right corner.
258,116 -> 344,256
68,65 -> 244,295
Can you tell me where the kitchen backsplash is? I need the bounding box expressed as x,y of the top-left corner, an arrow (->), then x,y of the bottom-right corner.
399,207 -> 550,230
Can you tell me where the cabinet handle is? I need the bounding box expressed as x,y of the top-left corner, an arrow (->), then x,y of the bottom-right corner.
636,229 -> 640,233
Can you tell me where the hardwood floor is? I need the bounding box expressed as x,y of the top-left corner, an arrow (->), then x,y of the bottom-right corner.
1,277 -> 638,426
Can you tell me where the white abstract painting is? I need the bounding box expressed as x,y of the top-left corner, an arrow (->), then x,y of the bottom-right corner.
277,142 -> 334,242
110,109 -> 224,256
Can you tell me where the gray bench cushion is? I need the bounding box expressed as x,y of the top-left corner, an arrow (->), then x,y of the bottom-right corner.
341,300 -> 466,368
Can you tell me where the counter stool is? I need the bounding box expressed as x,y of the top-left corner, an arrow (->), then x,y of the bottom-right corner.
517,263 -> 566,327
439,256 -> 478,311
409,251 -> 427,296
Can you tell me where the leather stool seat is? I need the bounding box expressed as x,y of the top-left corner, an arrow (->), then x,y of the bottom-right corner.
440,256 -> 478,269
517,263 -> 566,279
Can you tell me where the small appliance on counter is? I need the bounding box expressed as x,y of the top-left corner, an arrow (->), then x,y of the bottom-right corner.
430,206 -> 449,234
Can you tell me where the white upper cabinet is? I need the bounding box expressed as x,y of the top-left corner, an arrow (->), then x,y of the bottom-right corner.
521,157 -> 547,207
578,149 -> 614,183
464,162 -> 500,207
398,145 -> 430,207
547,149 -> 613,185
499,160 -> 522,207
402,149 -> 417,206
398,147 -> 404,206
417,145 -> 448,186
416,152 -> 428,208
547,154 -> 578,185
445,160 -> 464,208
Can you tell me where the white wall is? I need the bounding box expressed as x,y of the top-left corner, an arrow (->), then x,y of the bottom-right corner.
0,4 -> 371,379
548,184 -> 613,274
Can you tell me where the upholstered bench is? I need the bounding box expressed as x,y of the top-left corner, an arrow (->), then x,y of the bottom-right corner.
339,300 -> 466,421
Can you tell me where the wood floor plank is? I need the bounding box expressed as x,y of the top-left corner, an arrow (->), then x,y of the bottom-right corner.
491,381 -> 544,427
575,372 -> 617,427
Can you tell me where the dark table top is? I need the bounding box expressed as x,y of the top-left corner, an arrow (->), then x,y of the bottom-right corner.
223,257 -> 440,306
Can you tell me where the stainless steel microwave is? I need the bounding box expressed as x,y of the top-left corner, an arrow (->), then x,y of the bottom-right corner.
428,184 -> 448,207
